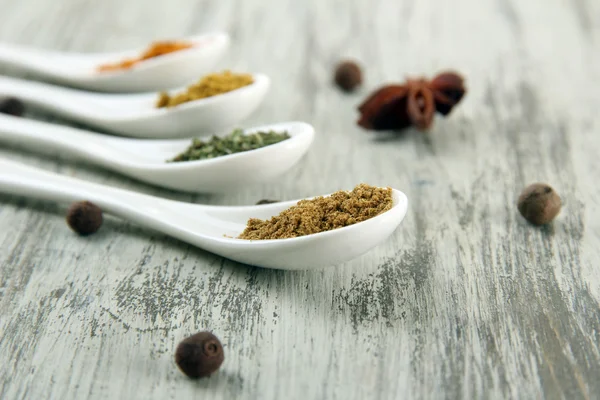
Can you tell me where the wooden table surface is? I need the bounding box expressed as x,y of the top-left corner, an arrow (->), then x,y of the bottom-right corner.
1,0 -> 599,399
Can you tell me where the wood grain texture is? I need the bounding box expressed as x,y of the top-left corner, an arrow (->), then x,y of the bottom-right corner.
1,0 -> 600,399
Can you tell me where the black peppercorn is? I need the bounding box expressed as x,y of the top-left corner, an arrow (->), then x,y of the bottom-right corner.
334,60 -> 362,92
0,97 -> 25,117
256,199 -> 279,205
175,331 -> 224,378
66,201 -> 103,235
517,183 -> 562,225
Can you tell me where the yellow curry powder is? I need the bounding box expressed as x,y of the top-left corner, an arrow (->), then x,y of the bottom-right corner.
97,40 -> 193,72
156,70 -> 254,108
238,184 -> 393,240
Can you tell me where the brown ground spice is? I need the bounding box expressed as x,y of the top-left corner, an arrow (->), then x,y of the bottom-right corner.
238,184 -> 393,240
156,70 -> 254,108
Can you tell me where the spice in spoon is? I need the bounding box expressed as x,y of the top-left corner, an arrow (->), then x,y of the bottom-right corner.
97,40 -> 194,72
156,70 -> 254,108
238,183 -> 393,240
169,128 -> 290,162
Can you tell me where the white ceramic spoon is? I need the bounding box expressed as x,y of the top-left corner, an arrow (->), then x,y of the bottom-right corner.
0,115 -> 314,193
0,32 -> 230,92
0,158 -> 409,270
0,73 -> 270,138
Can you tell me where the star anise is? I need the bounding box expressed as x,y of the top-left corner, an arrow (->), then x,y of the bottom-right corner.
357,71 -> 466,132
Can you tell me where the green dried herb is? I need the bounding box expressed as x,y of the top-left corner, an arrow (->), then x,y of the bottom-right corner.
169,129 -> 291,162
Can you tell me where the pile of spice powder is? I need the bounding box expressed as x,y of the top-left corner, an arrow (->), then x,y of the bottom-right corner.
156,70 -> 254,108
169,128 -> 290,162
97,41 -> 193,72
238,184 -> 393,240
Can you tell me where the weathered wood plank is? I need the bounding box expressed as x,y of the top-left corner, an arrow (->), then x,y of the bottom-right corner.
0,0 -> 599,399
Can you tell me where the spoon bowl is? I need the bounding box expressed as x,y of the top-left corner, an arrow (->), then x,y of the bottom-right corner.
0,73 -> 270,138
0,158 -> 409,270
0,115 -> 314,192
0,32 -> 230,92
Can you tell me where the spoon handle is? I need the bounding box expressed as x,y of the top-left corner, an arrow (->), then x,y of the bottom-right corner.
0,114 -> 121,166
0,75 -> 102,116
0,43 -> 55,75
0,157 -> 175,221
0,157 -> 241,256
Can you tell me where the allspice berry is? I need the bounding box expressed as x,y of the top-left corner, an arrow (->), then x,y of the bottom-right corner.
66,201 -> 103,235
0,97 -> 25,117
256,199 -> 279,205
517,183 -> 562,225
334,60 -> 362,92
175,331 -> 224,379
